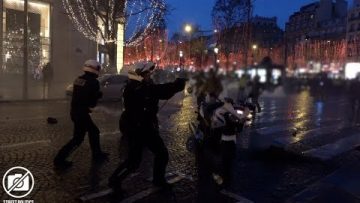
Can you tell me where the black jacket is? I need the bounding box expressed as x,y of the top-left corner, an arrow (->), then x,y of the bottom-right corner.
122,78 -> 186,128
71,72 -> 102,114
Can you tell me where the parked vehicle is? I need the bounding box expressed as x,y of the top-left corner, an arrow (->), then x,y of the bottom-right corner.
66,74 -> 128,101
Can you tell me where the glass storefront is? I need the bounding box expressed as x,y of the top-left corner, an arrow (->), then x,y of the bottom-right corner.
0,0 -> 51,100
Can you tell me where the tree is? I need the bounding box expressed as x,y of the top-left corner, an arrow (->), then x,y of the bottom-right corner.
62,0 -> 166,70
212,0 -> 253,69
3,28 -> 42,76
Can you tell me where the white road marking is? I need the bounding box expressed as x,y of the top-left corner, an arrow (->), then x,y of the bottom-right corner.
79,174 -> 184,202
0,131 -> 120,151
0,140 -> 51,150
220,190 -> 253,203
0,115 -> 67,122
303,133 -> 360,160
79,188 -> 113,201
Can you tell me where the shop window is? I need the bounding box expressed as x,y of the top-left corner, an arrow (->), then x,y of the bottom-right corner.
2,0 -> 50,75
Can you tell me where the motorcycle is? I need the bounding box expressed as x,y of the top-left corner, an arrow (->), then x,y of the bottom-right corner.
187,97 -> 249,152
187,97 -> 250,186
235,98 -> 258,126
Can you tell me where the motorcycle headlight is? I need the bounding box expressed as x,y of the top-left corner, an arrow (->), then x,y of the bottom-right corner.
236,110 -> 244,115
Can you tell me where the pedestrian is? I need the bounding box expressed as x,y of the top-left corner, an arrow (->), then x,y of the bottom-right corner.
108,62 -> 186,191
237,74 -> 249,103
54,60 -> 108,169
348,74 -> 360,126
249,75 -> 262,113
201,69 -> 223,99
42,62 -> 53,99
193,71 -> 206,109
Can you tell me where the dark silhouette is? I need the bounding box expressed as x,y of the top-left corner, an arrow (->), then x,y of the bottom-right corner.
54,60 -> 108,170
42,62 -> 53,99
249,76 -> 262,113
109,62 -> 186,191
201,69 -> 223,98
348,75 -> 360,126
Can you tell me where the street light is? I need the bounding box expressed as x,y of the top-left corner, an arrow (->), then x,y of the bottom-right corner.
184,24 -> 192,33
184,24 -> 193,67
252,44 -> 258,64
252,44 -> 259,74
214,47 -> 219,68
179,51 -> 184,67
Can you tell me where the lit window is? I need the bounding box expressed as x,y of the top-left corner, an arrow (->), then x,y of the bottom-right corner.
2,0 -> 51,73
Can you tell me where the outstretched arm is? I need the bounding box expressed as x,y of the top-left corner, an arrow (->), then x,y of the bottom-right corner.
144,78 -> 186,100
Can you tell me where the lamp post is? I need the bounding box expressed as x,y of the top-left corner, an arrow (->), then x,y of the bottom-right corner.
252,44 -> 258,75
252,44 -> 258,65
179,50 -> 184,68
184,24 -> 193,67
214,47 -> 219,69
183,24 -> 219,70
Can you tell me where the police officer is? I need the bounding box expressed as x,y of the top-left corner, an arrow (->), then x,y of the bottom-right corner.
54,60 -> 108,169
109,62 -> 186,189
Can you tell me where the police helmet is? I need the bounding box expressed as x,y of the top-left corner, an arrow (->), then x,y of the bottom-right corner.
133,62 -> 156,76
83,59 -> 101,75
128,62 -> 156,81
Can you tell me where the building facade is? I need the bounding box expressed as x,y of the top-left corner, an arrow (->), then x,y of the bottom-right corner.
0,0 -> 96,100
285,0 -> 348,70
251,15 -> 284,49
286,0 -> 348,43
346,0 -> 360,61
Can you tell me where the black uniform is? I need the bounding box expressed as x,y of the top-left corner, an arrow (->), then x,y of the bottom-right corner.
109,78 -> 186,187
54,72 -> 104,164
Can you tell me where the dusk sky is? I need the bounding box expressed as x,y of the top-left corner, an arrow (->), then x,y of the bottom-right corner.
166,0 -> 326,35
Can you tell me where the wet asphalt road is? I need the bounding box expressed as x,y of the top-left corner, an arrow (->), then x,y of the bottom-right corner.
0,89 -> 360,202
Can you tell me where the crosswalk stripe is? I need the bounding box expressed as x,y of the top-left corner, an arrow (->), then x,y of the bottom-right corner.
302,133 -> 360,160
272,122 -> 345,148
248,116 -> 347,151
254,124 -> 293,135
251,117 -> 343,136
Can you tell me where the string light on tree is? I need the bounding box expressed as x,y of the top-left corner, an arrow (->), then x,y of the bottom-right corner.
62,0 -> 166,46
62,0 -> 166,72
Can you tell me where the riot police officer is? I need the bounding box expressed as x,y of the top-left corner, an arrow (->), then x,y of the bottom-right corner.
54,60 -> 108,169
109,62 -> 186,189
